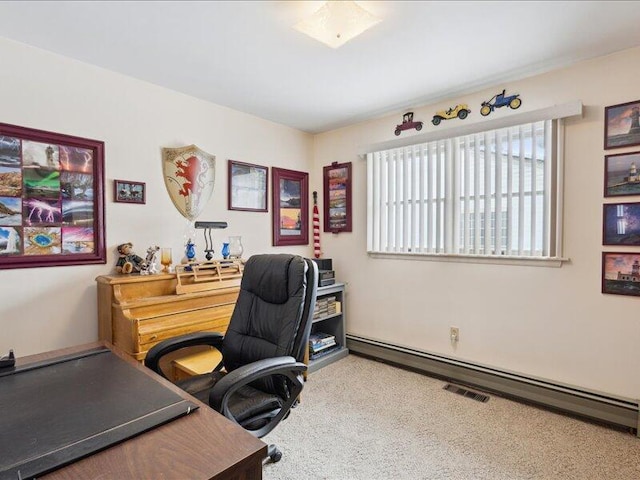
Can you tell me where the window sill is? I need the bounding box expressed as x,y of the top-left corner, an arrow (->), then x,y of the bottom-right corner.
367,251 -> 569,267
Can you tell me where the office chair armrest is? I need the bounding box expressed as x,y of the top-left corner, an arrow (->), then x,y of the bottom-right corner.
144,331 -> 225,379
210,356 -> 307,436
212,356 -> 304,397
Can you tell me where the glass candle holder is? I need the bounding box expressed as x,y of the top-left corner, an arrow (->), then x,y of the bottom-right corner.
229,236 -> 244,259
160,248 -> 172,273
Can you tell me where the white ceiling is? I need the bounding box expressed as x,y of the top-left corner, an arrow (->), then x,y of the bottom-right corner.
1,1 -> 640,134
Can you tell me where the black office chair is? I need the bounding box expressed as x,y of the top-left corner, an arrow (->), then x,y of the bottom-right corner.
145,253 -> 318,463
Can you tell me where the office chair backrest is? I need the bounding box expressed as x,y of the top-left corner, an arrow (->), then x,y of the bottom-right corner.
222,254 -> 318,380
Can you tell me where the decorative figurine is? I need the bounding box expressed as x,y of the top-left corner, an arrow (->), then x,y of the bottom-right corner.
394,111 -> 423,136
115,242 -> 145,274
140,245 -> 160,275
480,89 -> 522,116
431,104 -> 471,125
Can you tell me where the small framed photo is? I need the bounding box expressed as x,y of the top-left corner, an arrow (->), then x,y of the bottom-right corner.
272,167 -> 308,246
604,100 -> 640,150
114,179 -> 145,204
228,160 -> 268,212
604,151 -> 640,197
603,202 -> 640,245
602,252 -> 640,297
323,162 -> 352,233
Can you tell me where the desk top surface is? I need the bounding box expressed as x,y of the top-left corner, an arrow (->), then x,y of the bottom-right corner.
13,342 -> 266,480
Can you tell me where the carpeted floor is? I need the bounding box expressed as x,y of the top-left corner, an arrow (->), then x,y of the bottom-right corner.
263,354 -> 640,480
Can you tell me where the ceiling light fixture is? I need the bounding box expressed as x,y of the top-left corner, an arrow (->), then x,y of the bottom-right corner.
294,1 -> 382,49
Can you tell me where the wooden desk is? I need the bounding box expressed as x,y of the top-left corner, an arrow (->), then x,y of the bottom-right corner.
16,342 -> 267,480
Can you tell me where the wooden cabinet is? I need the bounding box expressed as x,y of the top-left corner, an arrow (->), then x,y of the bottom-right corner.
96,273 -> 241,362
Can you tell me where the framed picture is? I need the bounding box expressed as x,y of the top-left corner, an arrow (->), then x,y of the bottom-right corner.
114,179 -> 145,204
603,202 -> 640,245
604,100 -> 640,150
602,252 -> 640,297
604,151 -> 640,197
227,160 -> 268,212
0,122 -> 105,269
272,167 -> 308,246
323,161 -> 352,233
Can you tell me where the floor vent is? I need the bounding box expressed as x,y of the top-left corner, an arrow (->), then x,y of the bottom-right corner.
443,384 -> 490,403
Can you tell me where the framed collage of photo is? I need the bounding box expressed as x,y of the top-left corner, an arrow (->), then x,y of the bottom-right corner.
0,122 -> 105,269
323,161 -> 352,233
272,167 -> 308,246
602,100 -> 640,296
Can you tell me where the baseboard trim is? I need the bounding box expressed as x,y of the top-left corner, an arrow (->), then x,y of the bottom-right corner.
346,335 -> 639,435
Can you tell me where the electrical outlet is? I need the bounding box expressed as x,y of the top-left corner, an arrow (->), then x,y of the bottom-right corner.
450,326 -> 459,343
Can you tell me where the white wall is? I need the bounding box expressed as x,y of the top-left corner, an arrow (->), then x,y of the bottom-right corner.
313,46 -> 640,400
0,38 -> 313,356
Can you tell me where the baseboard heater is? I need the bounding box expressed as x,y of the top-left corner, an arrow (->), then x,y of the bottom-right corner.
346,335 -> 639,436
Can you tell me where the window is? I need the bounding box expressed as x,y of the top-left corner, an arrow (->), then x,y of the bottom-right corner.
366,119 -> 562,260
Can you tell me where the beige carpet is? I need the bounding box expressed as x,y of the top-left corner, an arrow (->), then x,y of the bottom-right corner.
263,354 -> 640,480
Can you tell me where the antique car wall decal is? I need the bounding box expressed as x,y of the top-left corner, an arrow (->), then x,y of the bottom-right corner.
431,104 -> 471,126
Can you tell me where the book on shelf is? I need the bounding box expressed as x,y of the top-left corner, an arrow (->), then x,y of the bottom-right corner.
309,332 -> 336,353
309,341 -> 336,354
310,344 -> 341,360
310,331 -> 335,345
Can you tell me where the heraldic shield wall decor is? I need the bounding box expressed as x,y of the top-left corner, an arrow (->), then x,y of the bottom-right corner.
162,144 -> 216,221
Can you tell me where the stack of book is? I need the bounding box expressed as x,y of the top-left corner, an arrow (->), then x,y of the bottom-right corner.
313,295 -> 337,320
309,331 -> 339,360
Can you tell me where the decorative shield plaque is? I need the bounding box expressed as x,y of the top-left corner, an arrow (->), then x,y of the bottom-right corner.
162,145 -> 216,221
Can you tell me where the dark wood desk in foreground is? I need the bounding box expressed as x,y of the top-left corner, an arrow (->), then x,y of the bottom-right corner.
15,342 -> 267,480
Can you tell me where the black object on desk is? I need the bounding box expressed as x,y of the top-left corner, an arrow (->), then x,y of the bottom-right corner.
0,347 -> 198,480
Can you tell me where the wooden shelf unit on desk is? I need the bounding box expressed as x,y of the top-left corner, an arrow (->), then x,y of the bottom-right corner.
96,261 -> 243,362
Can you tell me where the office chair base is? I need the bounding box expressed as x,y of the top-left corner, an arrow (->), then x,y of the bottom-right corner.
266,444 -> 282,463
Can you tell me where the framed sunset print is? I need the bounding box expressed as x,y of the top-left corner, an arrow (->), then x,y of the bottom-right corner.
0,122 -> 105,269
272,167 -> 308,246
602,252 -> 640,297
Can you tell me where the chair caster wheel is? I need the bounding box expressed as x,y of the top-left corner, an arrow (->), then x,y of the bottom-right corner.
267,444 -> 282,463
270,450 -> 282,463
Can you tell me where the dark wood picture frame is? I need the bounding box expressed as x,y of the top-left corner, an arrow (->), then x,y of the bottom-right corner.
602,251 -> 640,297
227,160 -> 268,212
323,161 -> 352,233
604,99 -> 640,150
0,122 -> 105,269
603,202 -> 640,246
114,179 -> 145,204
604,150 -> 640,197
272,167 -> 308,246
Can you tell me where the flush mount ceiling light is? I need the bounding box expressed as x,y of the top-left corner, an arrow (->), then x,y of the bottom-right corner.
294,1 -> 382,49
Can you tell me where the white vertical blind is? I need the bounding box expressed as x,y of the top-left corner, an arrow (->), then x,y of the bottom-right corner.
506,129 -> 514,256
366,119 -> 558,258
